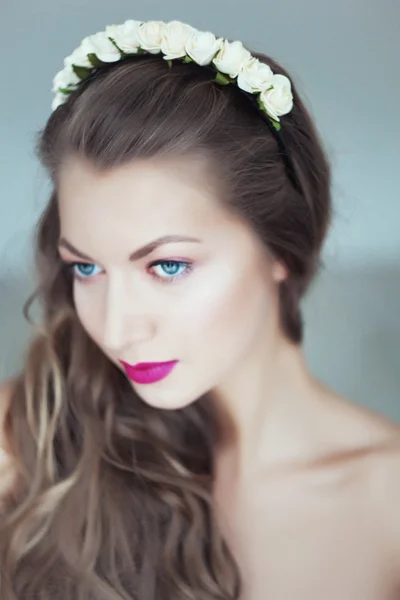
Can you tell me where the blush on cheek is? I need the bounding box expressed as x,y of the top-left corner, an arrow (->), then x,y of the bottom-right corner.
180,264 -> 272,353
74,293 -> 102,342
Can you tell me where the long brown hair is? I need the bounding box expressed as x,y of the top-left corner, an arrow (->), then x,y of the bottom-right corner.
0,49 -> 332,599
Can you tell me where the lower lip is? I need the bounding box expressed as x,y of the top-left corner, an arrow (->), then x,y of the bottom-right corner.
119,360 -> 179,384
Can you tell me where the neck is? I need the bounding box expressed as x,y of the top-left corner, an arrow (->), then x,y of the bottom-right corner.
211,327 -> 326,480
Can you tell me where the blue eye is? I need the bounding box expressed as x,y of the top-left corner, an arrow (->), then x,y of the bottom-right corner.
149,260 -> 193,283
67,262 -> 102,281
64,259 -> 193,285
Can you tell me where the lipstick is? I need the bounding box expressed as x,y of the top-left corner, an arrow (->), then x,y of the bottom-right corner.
119,360 -> 179,384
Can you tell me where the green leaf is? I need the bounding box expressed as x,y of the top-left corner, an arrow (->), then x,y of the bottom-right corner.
270,119 -> 281,131
183,55 -> 193,63
108,36 -> 122,53
88,53 -> 105,68
215,71 -> 231,85
167,59 -> 173,69
72,65 -> 92,80
58,87 -> 74,95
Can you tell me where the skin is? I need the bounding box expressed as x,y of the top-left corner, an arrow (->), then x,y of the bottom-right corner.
1,152 -> 400,598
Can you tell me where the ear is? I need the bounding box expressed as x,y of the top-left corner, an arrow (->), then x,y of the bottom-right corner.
272,261 -> 288,283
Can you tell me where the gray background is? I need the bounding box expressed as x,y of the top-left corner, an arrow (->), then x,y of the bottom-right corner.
1,0 -> 399,418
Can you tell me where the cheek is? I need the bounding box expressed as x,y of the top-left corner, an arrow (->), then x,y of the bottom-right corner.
178,262 -> 273,355
73,286 -> 104,342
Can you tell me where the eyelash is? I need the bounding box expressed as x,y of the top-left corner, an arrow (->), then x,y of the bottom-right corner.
64,259 -> 194,285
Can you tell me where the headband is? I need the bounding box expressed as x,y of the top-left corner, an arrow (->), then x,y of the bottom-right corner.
51,19 -> 301,192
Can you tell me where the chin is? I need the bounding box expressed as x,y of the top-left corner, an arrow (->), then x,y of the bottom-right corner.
130,381 -> 201,411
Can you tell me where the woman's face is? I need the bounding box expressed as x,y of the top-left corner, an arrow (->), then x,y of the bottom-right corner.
57,154 -> 286,410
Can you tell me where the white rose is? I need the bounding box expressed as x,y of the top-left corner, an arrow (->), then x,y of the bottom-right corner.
105,20 -> 142,54
212,40 -> 251,79
185,30 -> 223,66
85,31 -> 121,63
64,33 -> 121,68
52,92 -> 67,111
161,21 -> 195,60
52,65 -> 80,93
63,38 -> 93,69
138,21 -> 166,54
259,74 -> 293,121
237,57 -> 273,93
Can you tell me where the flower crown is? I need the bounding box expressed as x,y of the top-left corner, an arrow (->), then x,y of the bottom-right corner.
52,19 -> 294,131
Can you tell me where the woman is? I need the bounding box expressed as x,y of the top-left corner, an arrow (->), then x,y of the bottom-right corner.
0,18 -> 400,600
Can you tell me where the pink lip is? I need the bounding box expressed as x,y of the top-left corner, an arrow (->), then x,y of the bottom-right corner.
119,360 -> 179,384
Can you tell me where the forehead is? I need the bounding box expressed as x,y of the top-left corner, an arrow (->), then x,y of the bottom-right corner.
57,153 -> 234,238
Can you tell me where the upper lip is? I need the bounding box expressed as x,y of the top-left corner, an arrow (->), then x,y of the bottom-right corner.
119,360 -> 176,369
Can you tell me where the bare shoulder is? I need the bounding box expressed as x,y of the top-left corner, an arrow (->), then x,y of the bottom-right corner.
366,418 -> 400,548
316,383 -> 400,450
322,390 -> 400,578
315,384 -> 400,495
362,427 -> 400,595
339,396 -> 400,582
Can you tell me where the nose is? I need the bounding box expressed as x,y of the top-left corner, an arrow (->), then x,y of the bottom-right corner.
101,280 -> 156,352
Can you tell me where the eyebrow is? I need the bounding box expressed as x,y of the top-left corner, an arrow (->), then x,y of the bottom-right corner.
57,234 -> 202,262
